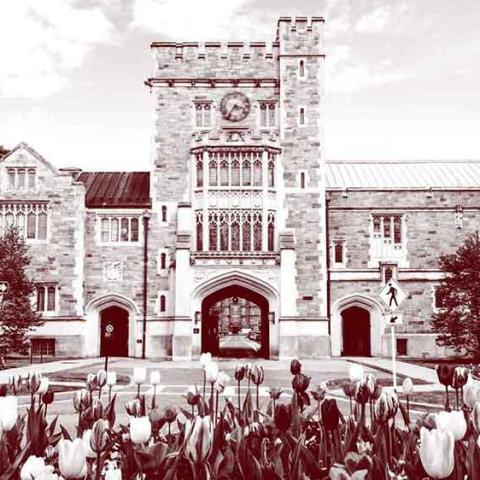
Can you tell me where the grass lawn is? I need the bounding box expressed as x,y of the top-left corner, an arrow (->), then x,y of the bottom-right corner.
47,369 -> 130,386
327,375 -> 430,390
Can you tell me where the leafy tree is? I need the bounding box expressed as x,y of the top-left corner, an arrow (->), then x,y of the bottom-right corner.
432,232 -> 480,359
0,226 -> 42,355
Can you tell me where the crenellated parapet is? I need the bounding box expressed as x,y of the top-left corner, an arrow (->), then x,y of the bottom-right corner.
276,16 -> 325,56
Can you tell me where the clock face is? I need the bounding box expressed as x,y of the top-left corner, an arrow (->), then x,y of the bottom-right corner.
220,92 -> 251,122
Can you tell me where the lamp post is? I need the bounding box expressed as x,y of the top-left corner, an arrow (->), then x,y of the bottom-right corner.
141,209 -> 151,359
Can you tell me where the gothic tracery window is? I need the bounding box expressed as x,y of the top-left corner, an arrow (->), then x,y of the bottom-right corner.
0,203 -> 48,240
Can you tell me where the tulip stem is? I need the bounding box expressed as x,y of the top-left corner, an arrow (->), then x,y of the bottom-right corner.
210,382 -> 214,417
215,390 -> 219,428
237,379 -> 241,411
137,384 -> 141,399
108,386 -> 112,403
256,384 -> 260,412
445,385 -> 450,411
95,453 -> 102,480
152,386 -> 157,409
203,370 -> 206,399
406,395 -> 410,418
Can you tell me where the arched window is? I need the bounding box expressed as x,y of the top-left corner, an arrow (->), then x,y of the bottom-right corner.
373,216 -> 381,234
220,218 -> 229,250
161,205 -> 167,223
209,213 -> 218,251
160,252 -> 166,269
16,213 -> 25,234
47,286 -> 56,311
253,217 -> 262,251
5,212 -> 14,227
220,159 -> 229,186
268,219 -> 275,252
242,214 -> 251,251
209,159 -> 218,186
253,159 -> 262,186
196,213 -> 203,250
242,159 -> 251,186
299,107 -> 305,125
37,286 -> 45,312
37,213 -> 47,240
300,172 -> 306,189
130,218 -> 139,241
26,213 -> 36,238
196,160 -> 203,187
268,160 -> 275,187
231,219 -> 240,250
160,295 -> 166,312
231,158 -> 240,186
299,59 -> 305,77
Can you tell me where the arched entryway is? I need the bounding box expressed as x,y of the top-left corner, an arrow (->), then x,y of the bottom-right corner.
341,306 -> 371,356
201,285 -> 270,358
99,306 -> 129,357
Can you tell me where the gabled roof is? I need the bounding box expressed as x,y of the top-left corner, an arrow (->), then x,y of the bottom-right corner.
76,172 -> 151,208
325,161 -> 480,189
0,142 -> 58,173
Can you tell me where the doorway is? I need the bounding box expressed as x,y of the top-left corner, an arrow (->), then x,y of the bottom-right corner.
100,306 -> 129,357
341,306 -> 371,356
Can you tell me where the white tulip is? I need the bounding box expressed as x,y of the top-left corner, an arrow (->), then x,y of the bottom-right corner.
130,416 -> 151,444
402,377 -> 414,395
150,370 -> 161,386
106,371 -> 117,386
436,410 -> 467,441
37,377 -> 49,395
20,455 -> 48,480
0,396 -> 18,431
215,371 -> 230,393
205,361 -> 219,383
133,367 -> 147,385
81,429 -> 97,459
200,352 -> 212,367
349,363 -> 365,383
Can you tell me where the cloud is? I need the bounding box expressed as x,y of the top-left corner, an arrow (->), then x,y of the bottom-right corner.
0,0 -> 115,99
355,3 -> 408,34
130,0 -> 269,40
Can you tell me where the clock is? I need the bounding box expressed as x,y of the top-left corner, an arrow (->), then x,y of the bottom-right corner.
220,92 -> 251,122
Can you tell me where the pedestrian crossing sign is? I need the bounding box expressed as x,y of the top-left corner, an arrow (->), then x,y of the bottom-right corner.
378,278 -> 407,313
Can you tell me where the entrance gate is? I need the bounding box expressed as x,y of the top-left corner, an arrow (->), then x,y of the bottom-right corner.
201,285 -> 269,358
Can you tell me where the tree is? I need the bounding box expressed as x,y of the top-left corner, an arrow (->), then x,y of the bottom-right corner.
0,226 -> 42,355
432,232 -> 480,359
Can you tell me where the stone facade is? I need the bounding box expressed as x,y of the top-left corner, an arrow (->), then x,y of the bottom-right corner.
1,16 -> 479,360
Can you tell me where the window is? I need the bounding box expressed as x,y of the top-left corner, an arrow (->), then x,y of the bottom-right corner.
31,339 -> 55,357
333,242 -> 345,265
397,338 -> 408,356
196,212 -> 203,250
268,157 -> 275,188
0,203 -> 48,240
300,172 -> 306,189
160,252 -> 167,270
194,102 -> 212,128
268,212 -> 275,252
299,107 -> 306,125
253,159 -> 262,186
36,284 -> 57,312
161,206 -> 167,223
160,295 -> 166,312
372,215 -> 404,246
98,216 -> 140,243
196,159 -> 203,187
381,264 -> 397,283
434,287 -> 446,309
5,167 -> 36,191
259,101 -> 276,128
299,59 -> 305,78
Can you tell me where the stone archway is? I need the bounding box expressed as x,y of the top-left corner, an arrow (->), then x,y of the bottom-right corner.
99,306 -> 129,357
331,294 -> 384,357
201,285 -> 270,358
341,306 -> 371,356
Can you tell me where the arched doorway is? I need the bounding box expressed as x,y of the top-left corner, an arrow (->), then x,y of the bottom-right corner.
100,306 -> 129,357
201,285 -> 269,358
342,306 -> 371,356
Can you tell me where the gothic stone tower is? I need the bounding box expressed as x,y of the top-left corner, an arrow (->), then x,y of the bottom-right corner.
146,16 -> 328,360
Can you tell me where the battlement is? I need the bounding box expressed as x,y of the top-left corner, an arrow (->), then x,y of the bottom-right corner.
276,16 -> 324,55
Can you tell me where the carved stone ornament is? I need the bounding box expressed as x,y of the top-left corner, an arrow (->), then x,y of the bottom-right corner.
103,262 -> 123,282
220,92 -> 251,122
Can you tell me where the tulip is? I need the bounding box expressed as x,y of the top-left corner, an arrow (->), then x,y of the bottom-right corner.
36,470 -> 62,480
292,373 -> 311,393
354,380 -> 370,406
20,455 -> 49,480
86,373 -> 98,392
463,382 -> 480,409
58,438 -> 88,479
125,398 -> 142,417
42,390 -> 54,406
81,430 -> 97,459
343,382 -> 356,415
274,403 -> 292,432
90,418 -> 109,453
150,370 -> 161,385
402,377 -> 414,395
419,427 -> 454,479
104,467 -> 122,480
204,361 -> 218,384
185,415 -> 213,463
27,372 -> 42,394
452,366 -> 469,389
73,388 -> 90,412
250,364 -> 264,386
9,374 -> 22,394
37,377 -> 49,395
364,373 -> 377,397
97,370 -> 107,399
321,399 -> 341,431
234,364 -> 245,382
311,383 -> 327,402
349,363 -> 364,383
437,364 -> 455,410
133,367 -> 147,385
130,416 -> 151,444
374,391 -> 398,424
473,402 -> 480,434
215,371 -> 230,393
106,371 -> 117,386
199,352 -> 212,367
0,395 -> 18,431
268,387 -> 283,401
290,359 -> 302,375
184,386 -> 201,413
436,410 -> 467,441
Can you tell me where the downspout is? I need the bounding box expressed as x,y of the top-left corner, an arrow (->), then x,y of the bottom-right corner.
325,194 -> 331,341
141,209 -> 151,359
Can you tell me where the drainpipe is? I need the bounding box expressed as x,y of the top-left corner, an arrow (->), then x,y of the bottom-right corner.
325,194 -> 331,339
141,209 -> 151,359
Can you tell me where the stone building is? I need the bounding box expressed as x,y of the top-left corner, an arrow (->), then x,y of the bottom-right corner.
1,16 -> 479,360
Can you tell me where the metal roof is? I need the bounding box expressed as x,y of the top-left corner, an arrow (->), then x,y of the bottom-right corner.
325,161 -> 480,189
76,172 -> 151,208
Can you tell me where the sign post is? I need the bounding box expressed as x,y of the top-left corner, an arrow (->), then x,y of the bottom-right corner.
104,323 -> 114,372
378,278 -> 407,391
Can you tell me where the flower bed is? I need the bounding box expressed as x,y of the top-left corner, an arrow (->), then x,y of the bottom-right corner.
0,358 -> 479,479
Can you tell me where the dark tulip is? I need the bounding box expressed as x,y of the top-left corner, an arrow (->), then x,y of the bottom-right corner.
250,365 -> 264,386
436,365 -> 455,387
274,404 -> 292,432
290,359 -> 302,375
321,399 -> 341,431
292,373 -> 311,393
342,382 -> 356,398
354,381 -> 370,405
164,406 -> 177,423
184,386 -> 201,406
234,365 -> 246,382
42,390 -> 54,405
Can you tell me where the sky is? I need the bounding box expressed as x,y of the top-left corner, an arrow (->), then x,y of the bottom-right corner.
0,0 -> 479,171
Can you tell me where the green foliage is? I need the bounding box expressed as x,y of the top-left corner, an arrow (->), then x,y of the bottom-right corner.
432,232 -> 480,358
0,226 -> 42,354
